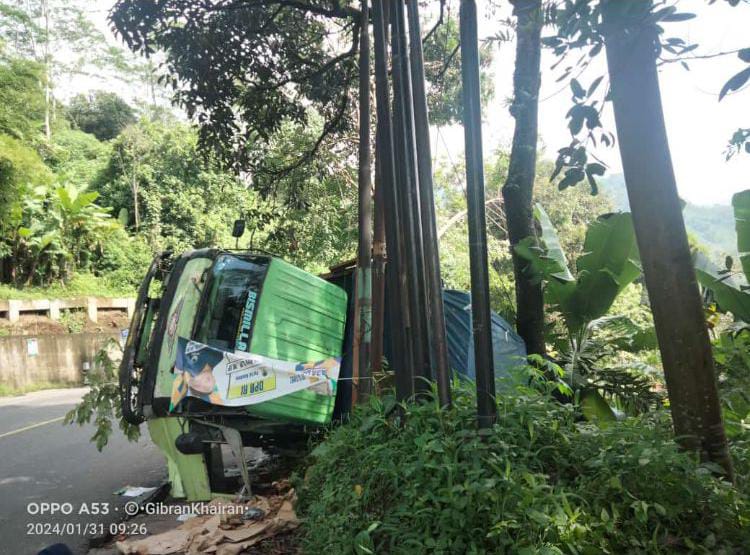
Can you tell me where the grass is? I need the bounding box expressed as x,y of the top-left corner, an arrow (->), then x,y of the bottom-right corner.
0,380 -> 80,397
0,273 -> 135,300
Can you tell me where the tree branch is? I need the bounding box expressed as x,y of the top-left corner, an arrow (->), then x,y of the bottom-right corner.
422,0 -> 445,45
659,47 -> 748,64
208,0 -> 360,20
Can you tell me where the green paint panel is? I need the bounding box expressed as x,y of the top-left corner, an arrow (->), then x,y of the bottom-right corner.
243,257 -> 347,425
155,257 -> 212,397
148,418 -> 211,501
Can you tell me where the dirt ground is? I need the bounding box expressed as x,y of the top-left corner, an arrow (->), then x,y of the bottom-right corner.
88,449 -> 305,555
0,310 -> 131,336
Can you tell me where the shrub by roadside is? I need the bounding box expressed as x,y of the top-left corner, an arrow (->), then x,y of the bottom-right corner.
0,272 -> 135,300
297,384 -> 750,554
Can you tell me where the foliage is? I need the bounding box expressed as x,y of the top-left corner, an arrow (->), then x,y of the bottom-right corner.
0,134 -> 53,258
719,45 -> 750,157
59,309 -> 85,334
714,330 -> 750,441
93,229 -> 153,291
96,118 -> 249,251
727,128 -> 750,159
297,384 -> 750,554
96,115 -> 357,273
0,0 -> 134,100
109,0 -> 359,172
516,206 -> 641,334
15,182 -> 120,284
0,272 -> 134,300
250,116 -> 358,272
45,126 -> 111,184
64,338 -> 139,451
0,54 -> 45,141
488,154 -> 613,260
67,91 -> 136,141
435,151 -> 611,322
422,16 -> 495,126
542,1 -> 712,190
696,189 -> 750,322
514,206 -> 659,411
712,328 -> 750,491
602,173 -> 738,263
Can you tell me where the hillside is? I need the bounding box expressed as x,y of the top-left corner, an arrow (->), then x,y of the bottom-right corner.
600,174 -> 737,261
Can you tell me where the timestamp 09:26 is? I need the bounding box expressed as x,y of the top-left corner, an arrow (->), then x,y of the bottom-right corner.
26,522 -> 148,537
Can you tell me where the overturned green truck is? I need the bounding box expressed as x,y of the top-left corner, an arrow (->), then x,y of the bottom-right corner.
121,249 -> 348,499
120,249 -> 525,500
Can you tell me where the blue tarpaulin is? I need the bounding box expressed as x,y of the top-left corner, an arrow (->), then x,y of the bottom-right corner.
442,290 -> 527,387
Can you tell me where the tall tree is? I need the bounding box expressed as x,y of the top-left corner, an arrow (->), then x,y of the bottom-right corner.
110,0 -> 361,173
602,0 -> 733,478
502,0 -> 545,355
68,91 -> 136,141
0,0 -> 131,140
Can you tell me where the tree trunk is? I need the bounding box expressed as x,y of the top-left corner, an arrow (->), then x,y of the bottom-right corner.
503,0 -> 545,356
42,0 -> 51,141
602,0 -> 733,479
132,168 -> 140,231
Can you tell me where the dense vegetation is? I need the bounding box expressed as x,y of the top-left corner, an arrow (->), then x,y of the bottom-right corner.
298,381 -> 750,554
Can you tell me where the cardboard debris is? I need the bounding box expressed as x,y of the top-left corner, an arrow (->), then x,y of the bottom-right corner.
117,529 -> 192,555
116,491 -> 298,555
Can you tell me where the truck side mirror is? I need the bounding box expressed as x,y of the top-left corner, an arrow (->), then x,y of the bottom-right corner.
232,219 -> 246,238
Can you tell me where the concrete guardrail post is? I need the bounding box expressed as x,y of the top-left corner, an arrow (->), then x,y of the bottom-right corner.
49,300 -> 61,320
8,300 -> 21,323
86,297 -> 98,323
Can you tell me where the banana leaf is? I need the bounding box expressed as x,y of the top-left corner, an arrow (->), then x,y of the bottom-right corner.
515,204 -> 574,285
517,210 -> 641,334
560,213 -> 642,332
732,190 -> 750,281
695,251 -> 750,322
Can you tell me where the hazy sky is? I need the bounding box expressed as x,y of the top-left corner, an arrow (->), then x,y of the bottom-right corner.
84,1 -> 749,207
439,0 -> 750,206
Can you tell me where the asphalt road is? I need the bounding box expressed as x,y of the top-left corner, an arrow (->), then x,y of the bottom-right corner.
0,388 -> 166,555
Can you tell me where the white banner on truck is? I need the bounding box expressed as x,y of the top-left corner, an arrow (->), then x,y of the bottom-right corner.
169,337 -> 340,410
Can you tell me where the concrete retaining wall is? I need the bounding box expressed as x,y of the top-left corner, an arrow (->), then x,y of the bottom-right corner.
0,333 -> 119,390
0,297 -> 135,323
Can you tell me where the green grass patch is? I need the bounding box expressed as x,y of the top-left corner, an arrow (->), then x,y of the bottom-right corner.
0,273 -> 135,300
297,384 -> 750,554
0,380 -> 79,397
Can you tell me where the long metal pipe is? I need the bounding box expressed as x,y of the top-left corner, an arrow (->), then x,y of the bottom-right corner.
459,0 -> 496,427
370,3 -> 389,379
406,0 -> 452,408
371,0 -> 413,400
392,0 -> 430,392
370,128 -> 387,376
353,0 -> 373,400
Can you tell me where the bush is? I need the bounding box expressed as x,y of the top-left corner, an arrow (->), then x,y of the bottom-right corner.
297,385 -> 749,554
0,272 -> 135,299
94,229 -> 153,290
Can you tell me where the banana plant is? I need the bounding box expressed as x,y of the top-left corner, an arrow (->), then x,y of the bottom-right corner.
695,189 -> 750,324
516,204 -> 642,336
516,205 -> 657,417
17,183 -> 118,283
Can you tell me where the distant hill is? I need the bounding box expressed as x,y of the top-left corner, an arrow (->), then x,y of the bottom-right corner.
599,174 -> 737,262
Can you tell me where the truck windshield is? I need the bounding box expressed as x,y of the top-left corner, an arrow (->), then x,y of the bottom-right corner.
193,254 -> 269,352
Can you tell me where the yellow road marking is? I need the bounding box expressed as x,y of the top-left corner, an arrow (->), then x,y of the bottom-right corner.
0,416 -> 65,439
